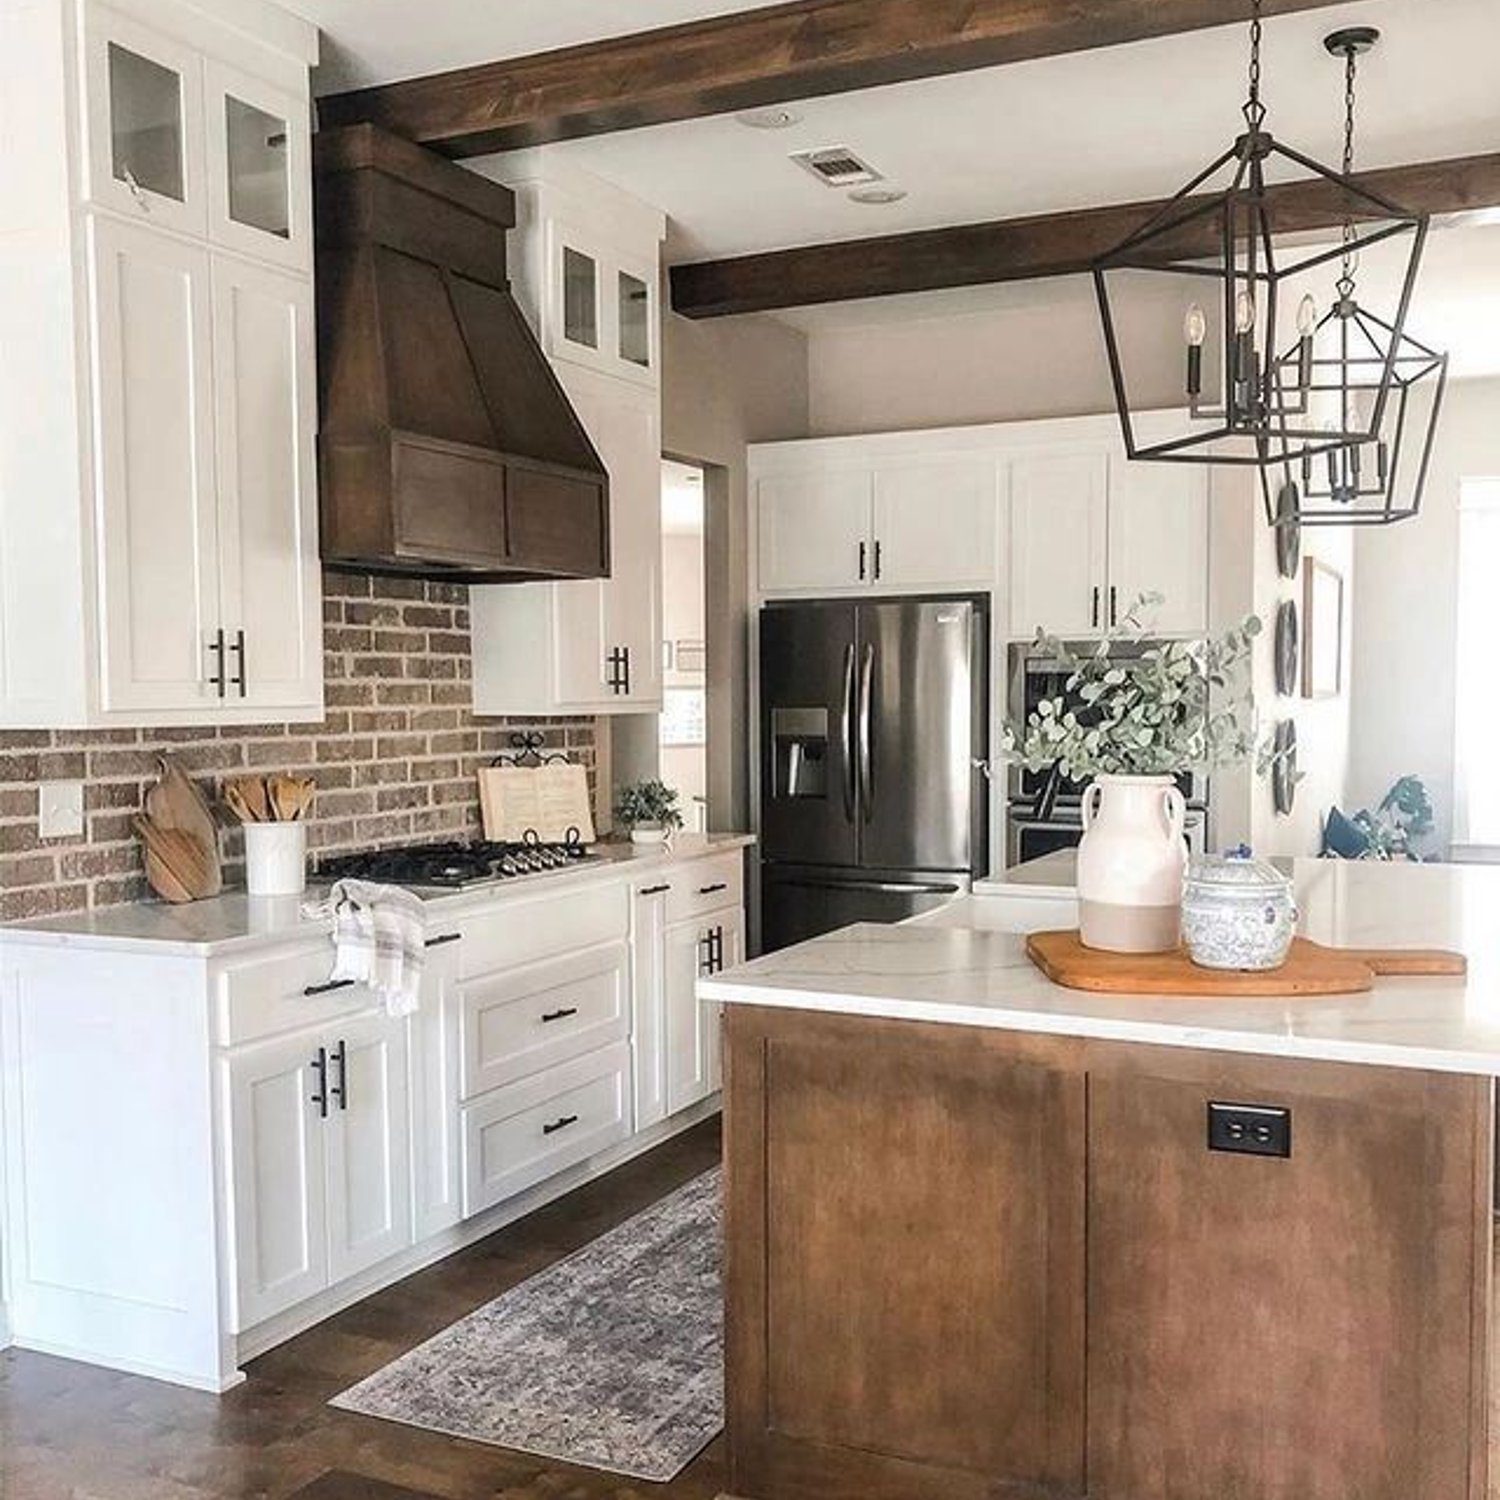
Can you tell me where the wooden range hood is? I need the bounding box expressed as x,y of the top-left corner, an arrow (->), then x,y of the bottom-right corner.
315,125 -> 610,582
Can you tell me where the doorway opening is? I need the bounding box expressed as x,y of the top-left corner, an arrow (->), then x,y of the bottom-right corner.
659,459 -> 709,833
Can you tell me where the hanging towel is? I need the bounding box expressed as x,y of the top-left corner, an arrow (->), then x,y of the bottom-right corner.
305,879 -> 427,1017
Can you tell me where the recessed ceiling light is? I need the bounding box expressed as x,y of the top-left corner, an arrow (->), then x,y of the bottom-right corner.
736,107 -> 802,130
849,186 -> 908,206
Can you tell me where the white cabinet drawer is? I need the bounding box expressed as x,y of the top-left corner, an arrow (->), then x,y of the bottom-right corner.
458,880 -> 629,979
214,944 -> 376,1048
461,1041 -> 632,1217
663,852 -> 744,925
461,942 -> 628,1099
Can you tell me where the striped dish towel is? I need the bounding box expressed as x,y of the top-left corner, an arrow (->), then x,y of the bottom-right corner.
311,879 -> 428,1017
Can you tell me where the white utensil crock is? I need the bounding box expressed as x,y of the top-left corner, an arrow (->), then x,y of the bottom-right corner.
1076,774 -> 1188,954
243,822 -> 307,897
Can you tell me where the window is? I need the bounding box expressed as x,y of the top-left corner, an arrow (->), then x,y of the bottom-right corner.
1452,479 -> 1500,846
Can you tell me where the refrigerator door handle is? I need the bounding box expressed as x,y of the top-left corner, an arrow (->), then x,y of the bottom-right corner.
840,643 -> 857,823
774,876 -> 963,897
857,642 -> 875,821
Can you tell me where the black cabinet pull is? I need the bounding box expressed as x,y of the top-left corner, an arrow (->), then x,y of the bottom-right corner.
1091,587 -> 1100,628
425,932 -> 461,948
540,1006 -> 579,1024
858,540 -> 867,580
698,881 -> 728,895
873,540 -> 883,581
623,645 -> 632,696
605,647 -> 624,694
639,883 -> 671,896
329,1039 -> 348,1111
1109,585 -> 1118,627
208,629 -> 226,698
304,978 -> 356,996
543,1114 -> 579,1136
310,1046 -> 328,1118
711,925 -> 725,973
229,628 -> 247,697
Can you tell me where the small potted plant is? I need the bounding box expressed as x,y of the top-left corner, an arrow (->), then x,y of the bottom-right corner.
1005,595 -> 1265,954
615,778 -> 685,846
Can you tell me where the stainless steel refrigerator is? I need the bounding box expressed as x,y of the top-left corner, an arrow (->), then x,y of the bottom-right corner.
758,595 -> 989,952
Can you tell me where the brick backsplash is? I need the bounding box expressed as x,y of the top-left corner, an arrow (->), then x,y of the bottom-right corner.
0,569 -> 595,921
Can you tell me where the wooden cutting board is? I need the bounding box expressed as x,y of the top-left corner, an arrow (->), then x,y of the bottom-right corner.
1026,929 -> 1466,998
144,755 -> 222,897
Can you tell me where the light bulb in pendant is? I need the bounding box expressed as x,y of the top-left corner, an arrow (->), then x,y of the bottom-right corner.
1235,290 -> 1256,334
1184,303 -> 1208,348
1297,294 -> 1318,337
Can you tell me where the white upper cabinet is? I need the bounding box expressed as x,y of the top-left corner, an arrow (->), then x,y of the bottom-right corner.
872,458 -> 998,591
469,157 -> 666,717
1106,456 -> 1210,636
755,455 -> 999,597
0,0 -> 320,728
758,469 -> 873,593
84,5 -> 208,238
210,256 -> 322,713
1008,451 -> 1110,639
90,216 -> 221,714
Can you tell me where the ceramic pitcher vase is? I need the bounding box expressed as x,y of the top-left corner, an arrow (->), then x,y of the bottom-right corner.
1076,774 -> 1188,954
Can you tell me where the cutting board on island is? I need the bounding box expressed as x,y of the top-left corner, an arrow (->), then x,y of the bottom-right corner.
1027,929 -> 1466,997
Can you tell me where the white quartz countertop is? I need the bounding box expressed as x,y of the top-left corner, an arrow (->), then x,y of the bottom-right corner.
702,859 -> 1500,1077
0,834 -> 755,959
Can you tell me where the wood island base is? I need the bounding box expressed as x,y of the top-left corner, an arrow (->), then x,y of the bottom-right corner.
722,1004 -> 1493,1500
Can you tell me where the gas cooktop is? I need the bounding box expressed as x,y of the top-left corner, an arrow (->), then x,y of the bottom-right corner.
315,837 -> 597,891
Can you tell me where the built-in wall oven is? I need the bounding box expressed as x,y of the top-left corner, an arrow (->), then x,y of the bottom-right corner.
1005,642 -> 1210,867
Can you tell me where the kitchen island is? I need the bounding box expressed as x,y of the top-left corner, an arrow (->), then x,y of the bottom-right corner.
701,859 -> 1498,1500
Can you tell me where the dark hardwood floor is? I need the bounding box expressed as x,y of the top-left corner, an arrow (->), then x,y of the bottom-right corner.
0,1120 -> 724,1500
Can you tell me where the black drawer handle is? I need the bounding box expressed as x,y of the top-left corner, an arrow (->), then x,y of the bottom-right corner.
304,978 -> 356,996
425,932 -> 461,948
540,1006 -> 579,1024
310,1046 -> 328,1118
639,883 -> 671,896
542,1113 -> 579,1136
698,882 -> 728,895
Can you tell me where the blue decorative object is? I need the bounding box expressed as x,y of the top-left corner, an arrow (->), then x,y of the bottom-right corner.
1181,855 -> 1298,971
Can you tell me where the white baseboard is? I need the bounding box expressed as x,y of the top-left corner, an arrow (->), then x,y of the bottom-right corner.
9,1335 -> 247,1392
235,1097 -> 721,1367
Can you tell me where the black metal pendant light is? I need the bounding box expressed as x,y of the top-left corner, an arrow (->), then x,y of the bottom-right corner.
1269,28 -> 1448,527
1091,0 -> 1434,526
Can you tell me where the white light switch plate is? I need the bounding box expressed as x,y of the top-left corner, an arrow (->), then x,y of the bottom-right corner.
39,780 -> 85,840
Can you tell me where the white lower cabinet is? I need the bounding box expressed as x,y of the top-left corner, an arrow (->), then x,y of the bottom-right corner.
226,1008 -> 412,1331
0,844 -> 748,1391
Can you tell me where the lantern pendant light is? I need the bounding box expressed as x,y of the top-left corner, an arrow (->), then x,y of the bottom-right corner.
1091,0 -> 1434,527
1268,28 -> 1449,527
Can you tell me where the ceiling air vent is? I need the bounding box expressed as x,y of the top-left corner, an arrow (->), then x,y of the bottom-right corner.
789,146 -> 883,188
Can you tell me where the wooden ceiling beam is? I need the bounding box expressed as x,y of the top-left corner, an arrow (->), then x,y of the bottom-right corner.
668,151 -> 1500,318
317,0 -> 1350,158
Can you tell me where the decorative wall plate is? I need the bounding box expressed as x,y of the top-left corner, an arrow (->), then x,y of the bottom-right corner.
1274,600 -> 1299,697
1272,721 -> 1299,816
1275,481 -> 1302,580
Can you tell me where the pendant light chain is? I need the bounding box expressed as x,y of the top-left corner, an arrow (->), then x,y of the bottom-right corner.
1338,44 -> 1359,298
1243,0 -> 1266,128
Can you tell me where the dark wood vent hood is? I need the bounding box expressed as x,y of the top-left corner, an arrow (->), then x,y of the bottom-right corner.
315,124 -> 610,582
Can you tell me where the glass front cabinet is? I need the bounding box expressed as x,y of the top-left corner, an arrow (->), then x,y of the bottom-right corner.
546,219 -> 659,386
83,3 -> 311,270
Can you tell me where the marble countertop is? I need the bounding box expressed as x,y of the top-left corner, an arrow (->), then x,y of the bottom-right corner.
0,834 -> 755,959
702,859 -> 1500,1076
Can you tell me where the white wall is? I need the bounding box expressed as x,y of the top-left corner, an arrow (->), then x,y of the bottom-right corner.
1347,377 -> 1500,854
661,305 -> 811,830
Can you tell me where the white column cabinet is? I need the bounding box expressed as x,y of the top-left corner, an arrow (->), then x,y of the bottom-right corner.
0,0 -> 320,729
1008,452 -> 1110,638
468,157 -> 666,717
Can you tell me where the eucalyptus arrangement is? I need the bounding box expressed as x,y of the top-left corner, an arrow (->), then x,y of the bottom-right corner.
1004,595 -> 1263,779
615,778 -> 685,844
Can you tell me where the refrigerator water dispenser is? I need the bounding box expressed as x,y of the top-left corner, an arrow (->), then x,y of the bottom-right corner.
772,707 -> 829,799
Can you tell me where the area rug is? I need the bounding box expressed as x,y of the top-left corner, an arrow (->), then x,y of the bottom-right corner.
330,1169 -> 723,1482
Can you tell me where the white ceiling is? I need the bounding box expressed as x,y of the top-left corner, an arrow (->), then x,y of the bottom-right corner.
303,0 -> 793,93
456,0 -> 1500,261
